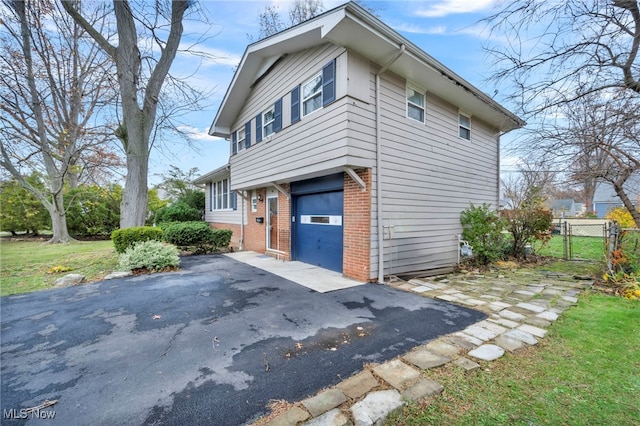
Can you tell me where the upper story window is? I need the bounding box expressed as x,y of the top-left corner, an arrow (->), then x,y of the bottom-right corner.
459,113 -> 471,140
302,73 -> 323,116
292,59 -> 336,123
407,86 -> 425,122
263,106 -> 275,137
237,128 -> 246,152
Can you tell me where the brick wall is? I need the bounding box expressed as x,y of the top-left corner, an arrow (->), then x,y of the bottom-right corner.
209,222 -> 242,250
343,169 -> 372,282
274,184 -> 291,260
244,188 -> 267,253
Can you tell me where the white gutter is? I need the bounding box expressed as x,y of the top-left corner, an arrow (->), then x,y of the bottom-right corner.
376,44 -> 405,283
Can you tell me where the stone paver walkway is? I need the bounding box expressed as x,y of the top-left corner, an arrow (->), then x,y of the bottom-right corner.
257,268 -> 592,426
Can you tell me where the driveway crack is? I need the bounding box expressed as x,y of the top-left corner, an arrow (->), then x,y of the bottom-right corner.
161,323 -> 188,357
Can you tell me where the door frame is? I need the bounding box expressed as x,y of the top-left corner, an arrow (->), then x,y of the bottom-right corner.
266,195 -> 278,251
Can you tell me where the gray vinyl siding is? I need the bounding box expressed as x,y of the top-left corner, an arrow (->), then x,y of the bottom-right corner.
229,44 -> 377,189
377,71 -> 500,276
203,184 -> 247,226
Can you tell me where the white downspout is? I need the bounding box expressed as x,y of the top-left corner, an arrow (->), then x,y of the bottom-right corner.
240,191 -> 245,251
376,44 -> 405,283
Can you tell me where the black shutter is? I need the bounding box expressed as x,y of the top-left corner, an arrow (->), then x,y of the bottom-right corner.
291,85 -> 300,124
255,114 -> 262,143
231,190 -> 237,210
274,98 -> 282,132
244,121 -> 251,149
322,59 -> 336,106
231,131 -> 237,155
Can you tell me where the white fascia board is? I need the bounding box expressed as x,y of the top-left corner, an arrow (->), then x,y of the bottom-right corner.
192,164 -> 230,185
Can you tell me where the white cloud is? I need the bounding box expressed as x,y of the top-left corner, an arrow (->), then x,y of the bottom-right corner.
415,0 -> 496,18
176,125 -> 221,141
392,22 -> 448,35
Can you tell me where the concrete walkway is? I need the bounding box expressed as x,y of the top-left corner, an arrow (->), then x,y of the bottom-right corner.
225,251 -> 365,293
254,266 -> 593,426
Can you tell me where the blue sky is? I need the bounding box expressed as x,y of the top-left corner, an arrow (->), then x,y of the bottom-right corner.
151,0 -> 520,183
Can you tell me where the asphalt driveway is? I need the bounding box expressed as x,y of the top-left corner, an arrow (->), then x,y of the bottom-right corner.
1,255 -> 485,425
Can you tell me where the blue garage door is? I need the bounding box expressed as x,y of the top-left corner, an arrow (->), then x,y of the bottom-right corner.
293,175 -> 344,273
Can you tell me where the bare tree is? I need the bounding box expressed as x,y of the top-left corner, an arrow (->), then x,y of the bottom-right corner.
486,0 -> 640,226
289,0 -> 324,25
61,0 -> 193,228
255,5 -> 285,40
486,0 -> 639,114
0,0 -> 118,243
253,0 -> 325,40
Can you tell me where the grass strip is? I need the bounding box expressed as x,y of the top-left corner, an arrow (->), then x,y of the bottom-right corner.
387,292 -> 640,425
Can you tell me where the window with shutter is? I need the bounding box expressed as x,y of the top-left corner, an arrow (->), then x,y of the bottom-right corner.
255,114 -> 262,143
273,98 -> 282,132
291,85 -> 300,123
244,121 -> 251,149
322,59 -> 336,106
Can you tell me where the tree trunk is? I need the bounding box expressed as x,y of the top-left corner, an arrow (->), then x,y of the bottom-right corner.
49,191 -> 73,243
120,117 -> 149,228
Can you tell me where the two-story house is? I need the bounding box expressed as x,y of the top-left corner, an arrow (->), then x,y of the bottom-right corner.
194,1 -> 524,283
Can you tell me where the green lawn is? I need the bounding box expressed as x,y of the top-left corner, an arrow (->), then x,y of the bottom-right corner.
0,239 -> 118,296
387,292 -> 640,425
535,235 -> 606,261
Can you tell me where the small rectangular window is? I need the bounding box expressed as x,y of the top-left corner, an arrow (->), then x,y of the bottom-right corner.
407,86 -> 425,122
237,128 -> 246,152
251,190 -> 257,212
263,107 -> 275,137
302,73 -> 322,116
459,113 -> 471,140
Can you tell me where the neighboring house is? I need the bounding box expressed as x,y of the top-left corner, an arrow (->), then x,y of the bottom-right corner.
196,2 -> 523,282
548,199 -> 578,218
592,174 -> 640,218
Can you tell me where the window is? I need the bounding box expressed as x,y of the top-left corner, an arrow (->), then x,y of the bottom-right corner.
263,106 -> 275,137
292,59 -> 336,120
251,190 -> 257,212
407,86 -> 425,122
211,178 -> 232,210
459,113 -> 471,140
302,73 -> 322,116
237,128 -> 246,152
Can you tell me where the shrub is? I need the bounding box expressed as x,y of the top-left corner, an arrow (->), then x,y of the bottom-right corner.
210,228 -> 232,249
460,203 -> 507,265
162,222 -> 232,254
118,240 -> 180,271
178,190 -> 205,211
502,206 -> 553,258
606,206 -> 639,229
155,201 -> 201,223
111,226 -> 163,254
65,184 -> 120,237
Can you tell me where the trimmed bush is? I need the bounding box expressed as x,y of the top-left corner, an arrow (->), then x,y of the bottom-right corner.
111,226 -> 163,254
155,201 -> 201,223
211,228 -> 232,249
118,240 -> 180,271
461,203 -> 507,265
162,222 -> 232,254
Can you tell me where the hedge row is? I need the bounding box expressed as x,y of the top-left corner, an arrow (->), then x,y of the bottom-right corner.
110,223 -> 232,254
